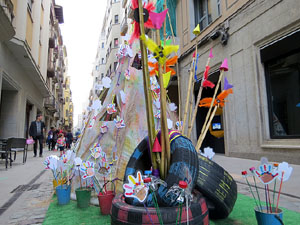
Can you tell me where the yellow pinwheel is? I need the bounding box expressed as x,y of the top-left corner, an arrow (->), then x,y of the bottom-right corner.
140,34 -> 179,65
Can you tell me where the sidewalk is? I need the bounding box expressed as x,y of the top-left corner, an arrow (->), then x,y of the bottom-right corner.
214,154 -> 300,212
0,149 -> 59,225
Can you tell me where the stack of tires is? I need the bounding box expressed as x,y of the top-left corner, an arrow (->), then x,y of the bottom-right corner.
111,132 -> 237,224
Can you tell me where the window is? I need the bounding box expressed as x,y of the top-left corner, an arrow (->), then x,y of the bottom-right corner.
66,110 -> 69,117
101,73 -> 104,78
102,42 -> 104,48
115,15 -> 119,24
194,0 -> 221,31
114,38 -> 118,48
102,58 -> 105,64
261,31 -> 300,138
114,62 -> 118,71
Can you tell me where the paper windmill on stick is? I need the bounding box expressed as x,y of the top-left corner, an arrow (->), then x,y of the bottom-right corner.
148,56 -> 178,76
123,171 -> 149,203
80,161 -> 95,179
140,34 -> 179,65
129,0 -> 155,44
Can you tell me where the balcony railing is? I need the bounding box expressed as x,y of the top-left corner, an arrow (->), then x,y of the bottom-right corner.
0,0 -> 15,41
0,0 -> 14,22
44,96 -> 58,112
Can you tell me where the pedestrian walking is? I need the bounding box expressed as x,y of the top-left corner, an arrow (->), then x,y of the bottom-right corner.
57,133 -> 66,156
47,127 -> 56,151
66,130 -> 73,149
52,128 -> 59,151
29,114 -> 46,157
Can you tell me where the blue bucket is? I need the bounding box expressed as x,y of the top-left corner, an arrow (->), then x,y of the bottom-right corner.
255,206 -> 284,225
56,184 -> 71,205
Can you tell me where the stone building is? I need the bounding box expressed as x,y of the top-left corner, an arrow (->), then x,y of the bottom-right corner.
0,0 -> 66,138
176,0 -> 300,164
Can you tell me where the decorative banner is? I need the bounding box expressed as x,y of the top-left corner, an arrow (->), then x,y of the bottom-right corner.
80,161 -> 95,179
255,164 -> 279,185
123,171 -> 149,202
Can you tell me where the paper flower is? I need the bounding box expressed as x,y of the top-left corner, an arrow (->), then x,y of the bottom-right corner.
74,157 -> 82,167
102,77 -> 112,88
80,161 -> 95,179
98,161 -> 111,176
255,164 -> 279,185
199,88 -> 233,108
277,162 -> 293,182
100,123 -> 108,134
89,143 -> 102,159
176,121 -> 183,130
148,56 -> 178,76
154,100 -> 160,109
94,83 -> 103,91
169,103 -> 177,112
114,116 -> 126,129
91,99 -> 102,110
107,103 -> 117,114
117,44 -> 133,60
202,66 -> 215,88
44,155 -> 59,170
123,171 -> 149,202
129,0 -> 155,44
200,147 -> 215,160
140,34 -> 179,65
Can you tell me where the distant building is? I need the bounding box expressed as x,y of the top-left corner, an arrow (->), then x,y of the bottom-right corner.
63,76 -> 73,130
0,0 -> 66,138
176,0 -> 300,164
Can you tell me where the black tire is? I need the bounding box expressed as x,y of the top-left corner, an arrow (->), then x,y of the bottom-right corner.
124,132 -> 199,207
111,191 -> 209,225
195,154 -> 237,219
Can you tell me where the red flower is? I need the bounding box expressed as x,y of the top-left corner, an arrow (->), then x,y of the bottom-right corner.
241,171 -> 247,176
249,167 -> 256,172
129,0 -> 155,44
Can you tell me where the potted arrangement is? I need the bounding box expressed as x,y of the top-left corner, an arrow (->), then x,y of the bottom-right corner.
241,158 -> 293,225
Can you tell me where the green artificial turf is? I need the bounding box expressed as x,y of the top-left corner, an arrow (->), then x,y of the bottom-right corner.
210,194 -> 300,225
43,194 -> 300,225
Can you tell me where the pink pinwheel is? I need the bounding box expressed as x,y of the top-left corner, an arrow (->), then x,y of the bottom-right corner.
80,161 -> 95,179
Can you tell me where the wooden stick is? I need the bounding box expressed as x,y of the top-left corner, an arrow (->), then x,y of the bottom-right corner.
138,0 -> 157,170
167,11 -> 181,122
182,56 -> 196,135
156,29 -> 170,179
199,69 -> 225,137
187,57 -> 212,138
195,106 -> 218,150
276,172 -> 284,213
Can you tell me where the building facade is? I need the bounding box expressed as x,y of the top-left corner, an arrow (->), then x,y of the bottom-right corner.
177,0 -> 300,164
0,0 -> 66,139
63,76 -> 73,130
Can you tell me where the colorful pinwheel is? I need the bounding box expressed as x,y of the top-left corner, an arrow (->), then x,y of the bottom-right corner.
129,0 -> 155,44
80,161 -> 95,179
140,34 -> 179,65
148,55 -> 178,76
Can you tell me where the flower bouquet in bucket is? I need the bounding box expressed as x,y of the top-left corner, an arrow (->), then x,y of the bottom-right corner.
241,158 -> 293,225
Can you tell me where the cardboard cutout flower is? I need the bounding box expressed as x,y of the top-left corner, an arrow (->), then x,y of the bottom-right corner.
114,116 -> 126,129
107,103 -> 117,114
200,147 -> 215,160
123,171 -> 149,202
129,0 -> 155,44
80,161 -> 95,179
98,161 -> 111,177
169,103 -> 177,112
44,155 -> 59,170
140,34 -> 179,65
167,118 -> 173,129
255,164 -> 279,185
89,143 -> 102,159
276,162 -> 293,182
74,157 -> 82,168
199,88 -> 233,108
148,55 -> 178,76
100,123 -> 108,134
102,77 -> 112,89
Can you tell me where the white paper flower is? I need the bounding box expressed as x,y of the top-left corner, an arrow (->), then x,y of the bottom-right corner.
102,77 -> 112,88
120,90 -> 126,104
92,99 -> 102,110
169,103 -> 177,112
154,100 -> 161,109
114,116 -> 126,129
277,162 -> 293,182
74,157 -> 82,167
167,118 -> 173,129
80,161 -> 95,179
200,147 -> 215,160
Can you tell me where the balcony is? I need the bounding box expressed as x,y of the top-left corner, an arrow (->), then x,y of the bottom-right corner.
120,17 -> 128,36
44,96 -> 58,112
0,0 -> 15,41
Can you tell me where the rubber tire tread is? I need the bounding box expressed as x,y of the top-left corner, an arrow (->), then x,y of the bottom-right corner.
111,192 -> 209,225
196,154 -> 237,219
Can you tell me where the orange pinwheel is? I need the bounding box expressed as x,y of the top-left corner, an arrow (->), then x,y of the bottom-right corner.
148,56 -> 178,76
199,88 -> 233,108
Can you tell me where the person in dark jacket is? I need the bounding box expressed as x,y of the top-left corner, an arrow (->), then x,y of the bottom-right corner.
29,114 -> 46,157
66,130 -> 73,149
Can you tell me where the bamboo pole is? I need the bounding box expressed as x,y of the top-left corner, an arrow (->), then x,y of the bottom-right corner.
199,69 -> 225,136
187,56 -> 212,138
195,106 -> 218,150
137,0 -> 157,170
167,11 -> 181,123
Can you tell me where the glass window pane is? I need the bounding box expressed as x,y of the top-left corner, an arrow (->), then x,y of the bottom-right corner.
266,51 -> 300,137
194,0 -> 221,30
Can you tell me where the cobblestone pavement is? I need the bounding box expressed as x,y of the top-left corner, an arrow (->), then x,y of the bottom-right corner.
0,149 -> 58,225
